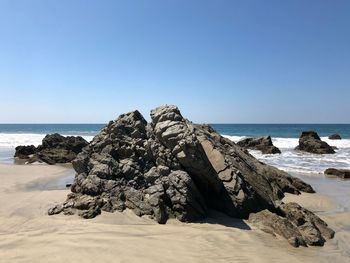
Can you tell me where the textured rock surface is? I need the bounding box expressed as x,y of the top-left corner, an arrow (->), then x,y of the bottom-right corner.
48,105 -> 333,247
325,168 -> 350,179
295,131 -> 335,154
14,145 -> 36,159
249,202 -> 334,247
15,133 -> 88,164
328,134 -> 342,140
237,136 -> 281,154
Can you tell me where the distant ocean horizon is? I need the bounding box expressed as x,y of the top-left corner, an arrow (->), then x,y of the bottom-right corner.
0,123 -> 350,138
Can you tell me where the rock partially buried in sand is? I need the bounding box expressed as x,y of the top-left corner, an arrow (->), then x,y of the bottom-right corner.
15,133 -> 88,165
295,131 -> 335,154
328,134 -> 342,140
324,168 -> 350,179
237,136 -> 281,154
48,105 -> 333,247
249,202 -> 335,247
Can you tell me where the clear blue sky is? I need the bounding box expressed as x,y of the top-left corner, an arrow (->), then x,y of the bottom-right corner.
0,0 -> 349,123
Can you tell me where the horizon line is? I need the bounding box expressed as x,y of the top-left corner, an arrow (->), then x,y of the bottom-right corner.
0,123 -> 350,125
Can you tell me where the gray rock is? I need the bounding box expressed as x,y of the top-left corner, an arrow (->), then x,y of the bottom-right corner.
48,105 -> 332,247
14,133 -> 88,164
328,134 -> 341,140
280,203 -> 335,242
14,145 -> 36,159
237,136 -> 281,154
324,168 -> 350,179
249,202 -> 334,247
295,131 -> 335,154
249,209 -> 306,247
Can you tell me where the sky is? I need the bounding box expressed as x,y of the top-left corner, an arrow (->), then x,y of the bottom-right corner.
0,0 -> 349,124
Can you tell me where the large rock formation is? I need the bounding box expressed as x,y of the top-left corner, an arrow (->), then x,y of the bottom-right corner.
15,133 -> 88,164
48,105 -> 334,247
324,168 -> 350,179
237,136 -> 281,154
295,131 -> 335,154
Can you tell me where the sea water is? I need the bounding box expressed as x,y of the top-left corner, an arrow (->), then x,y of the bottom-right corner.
0,124 -> 99,163
1,124 -> 350,174
0,124 -> 349,212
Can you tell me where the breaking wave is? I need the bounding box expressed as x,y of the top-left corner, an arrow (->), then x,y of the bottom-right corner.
223,135 -> 350,174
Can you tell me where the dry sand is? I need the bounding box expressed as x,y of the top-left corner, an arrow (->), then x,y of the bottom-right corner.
0,164 -> 349,263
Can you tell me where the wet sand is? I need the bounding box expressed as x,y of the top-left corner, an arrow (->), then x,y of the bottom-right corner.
0,164 -> 349,263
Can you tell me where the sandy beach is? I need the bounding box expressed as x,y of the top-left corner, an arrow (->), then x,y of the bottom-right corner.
0,164 -> 349,263
1,0 -> 349,261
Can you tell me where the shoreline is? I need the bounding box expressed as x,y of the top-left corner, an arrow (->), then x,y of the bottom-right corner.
0,163 -> 349,262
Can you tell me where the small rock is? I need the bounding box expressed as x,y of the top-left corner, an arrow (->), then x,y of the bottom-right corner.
14,145 -> 36,159
14,133 -> 88,164
324,168 -> 350,179
237,136 -> 281,154
248,202 -> 334,247
295,131 -> 335,154
328,134 -> 341,140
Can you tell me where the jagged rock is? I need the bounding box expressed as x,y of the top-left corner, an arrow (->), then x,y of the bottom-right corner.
14,133 -> 88,164
249,209 -> 306,247
249,202 -> 334,247
14,145 -> 36,159
38,133 -> 88,155
280,203 -> 335,244
295,131 -> 335,154
324,168 -> 350,179
237,136 -> 281,154
49,105 -> 332,247
328,134 -> 341,140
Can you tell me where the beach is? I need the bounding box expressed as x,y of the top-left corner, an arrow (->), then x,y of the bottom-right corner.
2,0 -> 349,261
0,163 -> 349,263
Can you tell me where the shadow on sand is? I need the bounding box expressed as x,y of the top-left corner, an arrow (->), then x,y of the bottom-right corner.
196,210 -> 251,230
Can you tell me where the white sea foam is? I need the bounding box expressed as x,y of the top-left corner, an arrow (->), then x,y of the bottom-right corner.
1,133 -> 350,174
223,135 -> 350,174
321,137 -> 350,149
223,135 -> 350,150
0,133 -> 94,148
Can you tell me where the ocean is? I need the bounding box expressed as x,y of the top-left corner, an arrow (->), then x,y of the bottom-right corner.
1,123 -> 350,219
1,124 -> 350,175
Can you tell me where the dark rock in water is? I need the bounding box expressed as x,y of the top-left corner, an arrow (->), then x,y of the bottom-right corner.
66,184 -> 72,188
37,133 -> 88,154
48,105 -> 333,247
14,145 -> 36,159
328,134 -> 341,140
249,202 -> 334,247
295,131 -> 335,154
324,168 -> 350,179
14,133 -> 88,165
237,136 -> 281,154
